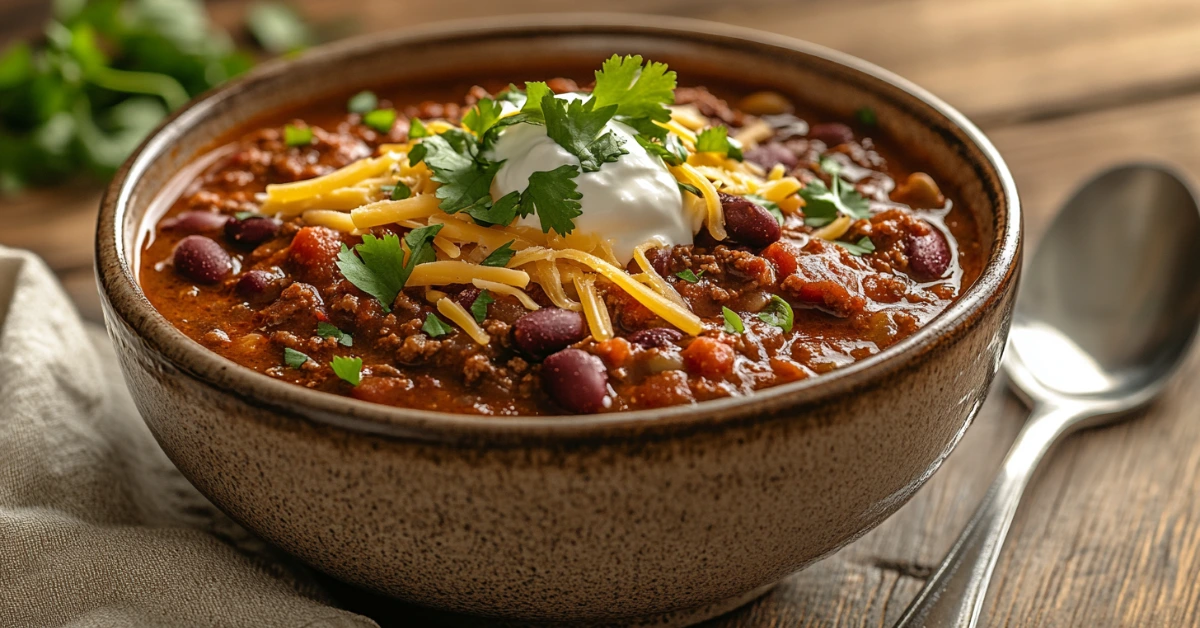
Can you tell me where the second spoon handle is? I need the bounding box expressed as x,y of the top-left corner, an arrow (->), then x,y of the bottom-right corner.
891,403 -> 1085,628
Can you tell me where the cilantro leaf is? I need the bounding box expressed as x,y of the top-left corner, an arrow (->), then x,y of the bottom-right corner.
348,90 -> 377,114
758,295 -> 794,333
381,182 -> 411,200
519,165 -> 584,235
800,178 -> 871,226
481,240 -> 516,267
541,94 -> 626,172
819,155 -> 842,176
695,125 -> 743,160
722,306 -> 745,334
678,181 -> 702,196
335,225 -> 443,311
283,347 -> 310,368
317,322 -> 353,347
470,191 -> 521,226
284,124 -> 312,147
496,84 -> 527,107
520,81 -> 553,121
409,133 -> 502,215
331,355 -> 362,386
676,268 -> 704,283
462,97 -> 504,137
470,290 -> 495,324
835,236 -> 876,256
591,54 -> 676,123
408,117 -> 428,138
363,108 -> 396,134
856,106 -> 877,126
402,224 -> 444,268
635,134 -> 687,166
422,313 -> 453,337
745,194 -> 785,225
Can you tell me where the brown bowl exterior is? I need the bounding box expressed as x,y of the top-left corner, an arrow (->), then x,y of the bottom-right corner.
96,16 -> 1020,625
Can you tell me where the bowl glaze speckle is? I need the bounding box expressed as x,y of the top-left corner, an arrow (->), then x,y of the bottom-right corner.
96,15 -> 1021,626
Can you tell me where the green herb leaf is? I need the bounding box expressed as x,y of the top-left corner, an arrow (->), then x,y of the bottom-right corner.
347,90 -> 378,114
819,155 -> 842,176
678,181 -> 702,196
335,225 -> 443,311
855,106 -> 877,126
385,181 -> 411,200
676,269 -> 704,283
519,81 -> 553,121
496,84 -> 527,107
462,97 -> 504,138
317,321 -> 353,347
234,211 -> 261,220
481,240 -> 516,267
591,54 -> 676,126
283,347 -> 310,368
519,164 -> 584,235
330,355 -> 362,386
834,236 -> 876,256
758,295 -> 794,333
422,313 -> 453,338
408,117 -> 428,138
248,2 -> 314,54
470,290 -> 494,324
635,134 -> 687,166
473,191 -> 521,227
695,125 -> 743,160
409,132 -> 503,216
799,178 -> 871,226
284,124 -> 313,147
722,306 -> 745,334
363,108 -> 396,134
541,94 -> 627,172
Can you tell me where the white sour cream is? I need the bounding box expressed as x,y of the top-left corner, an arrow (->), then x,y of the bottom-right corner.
488,95 -> 691,263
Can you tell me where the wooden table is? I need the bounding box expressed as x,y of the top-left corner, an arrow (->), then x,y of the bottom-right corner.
4,1 -> 1200,625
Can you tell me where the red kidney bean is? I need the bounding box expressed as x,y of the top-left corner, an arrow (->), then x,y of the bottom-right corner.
744,142 -> 799,171
542,349 -> 610,414
235,269 -> 279,301
513,308 -> 587,360
225,216 -> 282,248
906,228 -> 952,281
173,235 -> 231,284
644,246 -> 672,276
808,122 -> 854,147
719,192 -> 782,248
453,286 -> 481,309
161,211 -> 230,234
628,327 -> 684,349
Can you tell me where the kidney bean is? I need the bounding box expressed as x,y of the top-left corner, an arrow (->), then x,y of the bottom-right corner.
628,327 -> 684,349
906,228 -> 952,281
225,216 -> 282,248
808,122 -> 854,147
453,287 -> 481,309
235,269 -> 279,302
542,349 -> 610,414
173,235 -> 231,284
719,192 -> 781,248
161,211 -> 229,234
743,142 -> 798,172
513,308 -> 587,360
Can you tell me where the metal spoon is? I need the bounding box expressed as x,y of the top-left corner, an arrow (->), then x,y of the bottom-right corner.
893,163 -> 1200,628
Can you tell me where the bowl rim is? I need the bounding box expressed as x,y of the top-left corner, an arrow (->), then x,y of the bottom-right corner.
96,13 -> 1021,443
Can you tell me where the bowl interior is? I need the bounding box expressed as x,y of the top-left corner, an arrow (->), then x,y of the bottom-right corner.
100,15 -> 1019,439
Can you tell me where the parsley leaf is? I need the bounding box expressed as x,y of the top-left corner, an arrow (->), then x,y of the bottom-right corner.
409,132 -> 502,216
470,290 -> 494,324
695,125 -> 743,160
474,191 -> 521,226
799,178 -> 870,226
422,313 -> 453,337
335,225 -> 443,311
347,90 -> 377,114
363,108 -> 396,134
317,322 -> 353,347
481,240 -> 516,267
519,165 -> 584,235
635,134 -> 687,166
722,306 -> 745,334
331,355 -> 362,386
284,124 -> 312,147
541,94 -> 627,172
462,97 -> 504,138
381,182 -> 411,200
758,295 -> 794,333
283,347 -> 310,368
408,117 -> 428,138
835,236 -> 876,256
676,268 -> 704,283
591,54 -> 676,124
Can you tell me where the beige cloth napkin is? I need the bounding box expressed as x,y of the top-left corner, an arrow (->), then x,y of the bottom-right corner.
0,247 -> 377,628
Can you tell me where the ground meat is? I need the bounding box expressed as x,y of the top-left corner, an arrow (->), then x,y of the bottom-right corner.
255,282 -> 326,330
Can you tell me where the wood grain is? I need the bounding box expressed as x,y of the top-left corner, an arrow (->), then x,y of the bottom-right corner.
3,1 -> 1200,626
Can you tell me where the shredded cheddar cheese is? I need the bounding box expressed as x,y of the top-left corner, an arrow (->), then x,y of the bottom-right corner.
437,298 -> 490,345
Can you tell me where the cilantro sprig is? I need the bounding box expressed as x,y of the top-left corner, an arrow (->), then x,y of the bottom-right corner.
758,295 -> 794,333
695,125 -> 743,161
835,236 -> 876,256
317,322 -> 353,347
330,355 -> 362,386
800,177 -> 870,227
541,95 -> 627,172
422,313 -> 453,338
722,307 -> 745,334
335,225 -> 443,311
481,241 -> 516,267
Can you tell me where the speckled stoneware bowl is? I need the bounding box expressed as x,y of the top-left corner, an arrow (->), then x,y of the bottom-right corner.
96,15 -> 1021,626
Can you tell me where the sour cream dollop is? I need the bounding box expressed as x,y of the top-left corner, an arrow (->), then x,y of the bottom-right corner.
488,95 -> 692,264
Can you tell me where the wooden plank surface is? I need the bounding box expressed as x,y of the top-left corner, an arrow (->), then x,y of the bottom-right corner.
4,1 -> 1200,626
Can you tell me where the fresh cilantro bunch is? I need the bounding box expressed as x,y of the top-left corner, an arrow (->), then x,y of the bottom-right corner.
801,157 -> 871,227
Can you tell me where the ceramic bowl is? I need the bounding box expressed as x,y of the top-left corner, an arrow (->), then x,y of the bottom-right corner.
96,15 -> 1021,626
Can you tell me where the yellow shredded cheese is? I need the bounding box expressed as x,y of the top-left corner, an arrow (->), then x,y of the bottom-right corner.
301,209 -> 357,232
535,261 -> 580,311
733,119 -> 773,147
757,177 -> 803,203
508,247 -> 554,268
266,187 -> 375,217
573,275 -> 614,341
672,163 -> 726,242
427,214 -> 535,250
473,279 -> 540,311
424,288 -> 448,304
265,154 -> 397,205
551,250 -> 702,335
768,164 -> 786,180
350,195 -> 441,229
406,261 -> 529,288
633,241 -> 687,307
814,215 -> 852,240
436,298 -> 490,345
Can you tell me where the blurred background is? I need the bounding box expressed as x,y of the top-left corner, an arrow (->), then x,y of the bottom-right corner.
2,0 -> 1198,321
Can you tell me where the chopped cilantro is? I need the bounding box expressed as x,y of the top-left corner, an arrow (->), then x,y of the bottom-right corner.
408,117 -> 428,138
330,355 -> 362,386
678,181 -> 702,196
636,134 -> 687,166
347,90 -> 378,114
409,132 -> 503,217
462,97 -> 505,138
591,54 -> 675,139
800,178 -> 870,227
519,81 -> 553,121
856,106 -> 877,126
481,240 -> 516,267
334,225 -> 443,311
382,182 -> 411,200
518,165 -> 584,235
421,313 -> 453,338
363,108 -> 396,134
283,347 -> 309,368
496,84 -> 527,107
317,322 -> 353,347
745,194 -> 785,225
480,191 -> 522,227
234,211 -> 261,221
676,269 -> 704,283
819,155 -> 842,176
284,124 -> 312,147
835,236 -> 876,256
470,290 -> 494,324
541,94 -> 627,172
758,295 -> 794,333
722,306 -> 745,334
695,125 -> 743,160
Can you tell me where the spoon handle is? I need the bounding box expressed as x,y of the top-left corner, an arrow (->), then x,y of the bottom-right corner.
891,402 -> 1084,628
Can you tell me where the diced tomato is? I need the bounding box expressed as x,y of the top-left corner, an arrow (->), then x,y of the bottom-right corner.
593,337 -> 632,369
761,241 -> 799,277
682,336 -> 735,379
769,358 -> 809,383
288,226 -> 343,284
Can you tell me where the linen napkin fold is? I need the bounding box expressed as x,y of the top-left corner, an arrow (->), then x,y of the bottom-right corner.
0,247 -> 376,628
